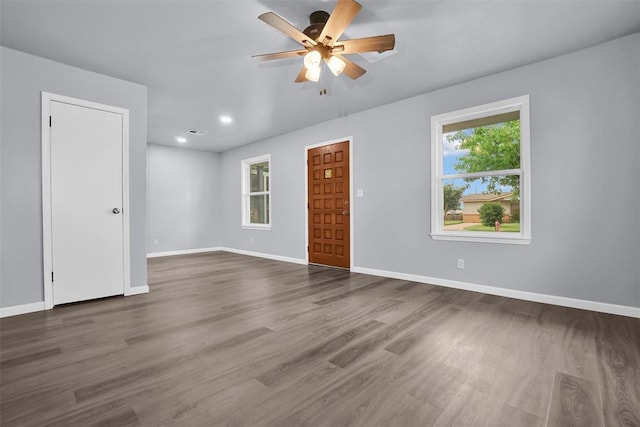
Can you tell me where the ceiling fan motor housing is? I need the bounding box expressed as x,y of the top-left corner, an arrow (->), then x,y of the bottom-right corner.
303,10 -> 330,40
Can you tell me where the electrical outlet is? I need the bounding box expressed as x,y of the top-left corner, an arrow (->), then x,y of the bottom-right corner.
457,259 -> 464,269
250,237 -> 254,244
153,239 -> 159,246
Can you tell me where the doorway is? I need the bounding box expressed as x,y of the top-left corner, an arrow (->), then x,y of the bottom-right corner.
306,140 -> 351,269
42,93 -> 131,308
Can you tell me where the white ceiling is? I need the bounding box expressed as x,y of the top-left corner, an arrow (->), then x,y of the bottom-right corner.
1,0 -> 639,152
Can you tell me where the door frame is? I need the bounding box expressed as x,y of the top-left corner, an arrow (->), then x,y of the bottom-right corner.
41,92 -> 131,309
304,137 -> 354,269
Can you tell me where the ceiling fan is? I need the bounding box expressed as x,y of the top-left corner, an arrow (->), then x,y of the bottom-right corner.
253,0 -> 395,83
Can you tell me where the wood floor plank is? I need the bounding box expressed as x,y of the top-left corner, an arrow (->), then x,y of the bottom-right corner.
0,347 -> 62,369
44,404 -> 140,427
223,362 -> 346,426
432,383 -> 489,426
490,403 -> 544,427
556,311 -> 601,383
269,352 -> 399,426
312,277 -> 392,305
1,251 -> 638,426
256,319 -> 384,386
546,371 -> 605,427
594,313 -> 640,426
328,302 -> 458,368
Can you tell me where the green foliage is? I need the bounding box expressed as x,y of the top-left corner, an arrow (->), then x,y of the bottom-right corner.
510,208 -> 520,223
449,120 -> 520,198
443,184 -> 464,217
477,203 -> 505,227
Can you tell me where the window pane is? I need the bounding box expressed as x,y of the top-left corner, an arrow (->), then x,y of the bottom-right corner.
249,194 -> 270,224
443,118 -> 520,174
443,176 -> 520,232
250,161 -> 269,193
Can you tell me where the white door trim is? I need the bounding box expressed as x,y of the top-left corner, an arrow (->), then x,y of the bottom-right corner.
304,137 -> 354,270
41,92 -> 131,309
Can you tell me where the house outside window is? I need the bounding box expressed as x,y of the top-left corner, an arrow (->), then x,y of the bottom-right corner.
431,95 -> 531,244
242,154 -> 270,229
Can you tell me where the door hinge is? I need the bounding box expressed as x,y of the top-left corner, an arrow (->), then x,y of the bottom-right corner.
51,271 -> 54,282
307,246 -> 309,252
49,116 -> 52,127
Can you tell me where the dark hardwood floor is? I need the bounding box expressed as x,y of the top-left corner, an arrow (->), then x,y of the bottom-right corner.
1,251 -> 639,426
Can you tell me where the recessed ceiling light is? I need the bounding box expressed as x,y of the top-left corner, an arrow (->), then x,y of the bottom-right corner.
176,137 -> 187,143
219,115 -> 233,124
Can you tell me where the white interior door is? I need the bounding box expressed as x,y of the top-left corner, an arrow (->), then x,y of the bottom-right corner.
50,100 -> 125,305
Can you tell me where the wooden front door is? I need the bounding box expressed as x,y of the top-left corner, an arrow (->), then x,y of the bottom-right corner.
307,141 -> 350,268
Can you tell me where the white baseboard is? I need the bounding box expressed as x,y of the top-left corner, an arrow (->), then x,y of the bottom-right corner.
147,246 -> 307,266
351,266 -> 640,318
1,286 -> 150,318
125,285 -> 149,296
0,301 -> 46,318
220,247 -> 307,266
147,247 -> 222,258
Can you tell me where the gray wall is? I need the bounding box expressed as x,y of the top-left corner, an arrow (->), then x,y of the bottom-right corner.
147,144 -> 221,253
219,33 -> 640,308
3,33 -> 638,311
0,47 -> 148,308
220,141 -> 308,257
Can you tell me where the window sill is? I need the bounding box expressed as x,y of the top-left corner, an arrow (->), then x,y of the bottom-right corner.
431,232 -> 531,245
242,224 -> 271,231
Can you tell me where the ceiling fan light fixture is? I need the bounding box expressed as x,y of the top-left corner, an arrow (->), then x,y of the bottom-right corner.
303,50 -> 322,69
326,55 -> 346,76
305,64 -> 321,82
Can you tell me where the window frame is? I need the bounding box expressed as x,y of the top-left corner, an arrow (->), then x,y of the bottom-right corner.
241,154 -> 271,230
430,95 -> 531,244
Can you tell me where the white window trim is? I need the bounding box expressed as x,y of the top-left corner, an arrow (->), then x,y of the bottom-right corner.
241,154 -> 271,230
430,95 -> 531,245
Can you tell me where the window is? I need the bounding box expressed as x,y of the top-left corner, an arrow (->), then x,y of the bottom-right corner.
242,154 -> 270,229
431,95 -> 530,244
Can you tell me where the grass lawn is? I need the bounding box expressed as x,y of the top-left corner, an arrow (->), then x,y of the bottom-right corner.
444,220 -> 463,226
464,223 -> 520,232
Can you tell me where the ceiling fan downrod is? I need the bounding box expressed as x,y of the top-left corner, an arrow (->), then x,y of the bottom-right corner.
303,11 -> 330,41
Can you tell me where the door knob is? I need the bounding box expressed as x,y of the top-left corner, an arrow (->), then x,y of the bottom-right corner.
342,210 -> 350,216
112,208 -> 121,214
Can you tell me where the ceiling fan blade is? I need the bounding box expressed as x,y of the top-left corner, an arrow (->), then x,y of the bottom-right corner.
252,49 -> 308,61
294,66 -> 309,83
317,0 -> 362,47
334,54 -> 366,80
334,34 -> 395,55
258,12 -> 317,47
